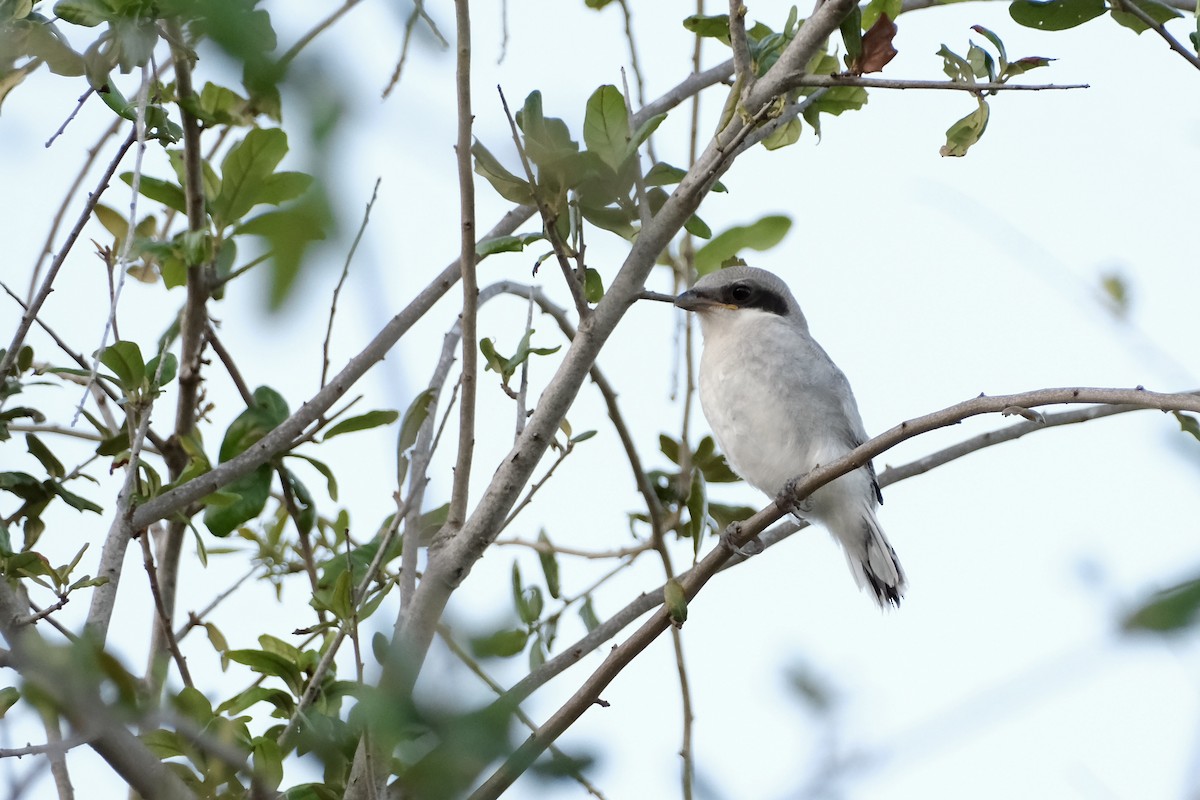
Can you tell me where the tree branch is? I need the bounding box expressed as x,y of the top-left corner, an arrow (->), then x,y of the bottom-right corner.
467,387 -> 1200,797
0,130 -> 136,377
796,74 -> 1090,91
127,203 -> 534,531
0,582 -> 197,800
448,0 -> 479,536
1110,0 -> 1200,70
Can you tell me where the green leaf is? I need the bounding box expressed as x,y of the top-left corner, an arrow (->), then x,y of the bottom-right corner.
517,586 -> 543,625
218,386 -> 289,462
682,13 -> 731,43
470,628 -> 529,658
537,529 -> 561,599
694,215 -> 793,275
628,112 -> 666,154
584,268 -> 605,304
50,481 -> 102,513
146,352 -> 177,388
1122,577 -> 1200,634
471,140 -> 534,205
583,85 -> 630,171
937,44 -> 976,83
579,595 -> 601,632
323,409 -> 399,440
579,203 -> 637,239
1174,412 -> 1200,442
121,173 -> 186,214
1110,0 -> 1182,31
99,340 -> 145,392
253,736 -> 284,792
685,467 -> 708,544
0,686 -> 19,718
26,434 -> 64,479
659,434 -> 680,466
398,388 -> 438,453
227,647 -> 305,695
53,0 -> 109,27
840,4 -> 863,64
254,171 -> 314,207
940,98 -> 990,157
211,128 -> 289,229
664,578 -> 688,626
1009,0 -> 1107,30
969,25 -> 1009,64
516,90 -> 579,170
684,214 -> 712,240
761,118 -> 802,151
476,232 -> 545,257
1000,55 -> 1055,80
861,0 -> 902,29
203,464 -> 272,537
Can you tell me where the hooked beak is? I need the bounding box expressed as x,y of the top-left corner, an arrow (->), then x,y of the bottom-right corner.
675,287 -> 734,312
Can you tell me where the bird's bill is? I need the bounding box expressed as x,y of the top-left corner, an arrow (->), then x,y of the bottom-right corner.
674,288 -> 736,312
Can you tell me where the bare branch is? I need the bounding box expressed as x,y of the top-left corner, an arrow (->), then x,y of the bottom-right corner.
468,387 -> 1200,797
1,130 -> 136,377
322,178 -> 381,388
137,527 -> 193,689
448,0 -> 479,535
0,583 -> 198,800
796,74 -> 1091,91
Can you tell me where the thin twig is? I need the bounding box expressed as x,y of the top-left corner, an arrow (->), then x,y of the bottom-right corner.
447,0 -> 479,536
436,625 -> 607,798
467,388 -> 1200,798
493,537 -> 651,559
277,509 -> 405,750
280,0 -> 366,68
0,734 -> 92,760
175,565 -> 259,641
137,527 -> 194,688
795,74 -> 1091,91
496,86 -> 591,317
1,130 -> 136,377
1110,0 -> 1200,70
382,0 -> 449,98
205,324 -> 254,405
29,118 -> 121,299
322,178 -> 381,388
728,0 -> 754,88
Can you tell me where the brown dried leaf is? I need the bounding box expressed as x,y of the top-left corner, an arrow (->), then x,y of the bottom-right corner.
856,13 -> 899,75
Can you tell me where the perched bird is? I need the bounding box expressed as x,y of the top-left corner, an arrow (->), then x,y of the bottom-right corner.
675,266 -> 906,608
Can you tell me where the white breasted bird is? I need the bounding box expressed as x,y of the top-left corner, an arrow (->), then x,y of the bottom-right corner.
675,266 -> 907,608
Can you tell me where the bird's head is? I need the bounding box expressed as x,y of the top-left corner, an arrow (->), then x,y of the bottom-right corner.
674,266 -> 806,329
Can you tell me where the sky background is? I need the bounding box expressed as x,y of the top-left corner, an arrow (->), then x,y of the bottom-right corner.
2,1 -> 1200,798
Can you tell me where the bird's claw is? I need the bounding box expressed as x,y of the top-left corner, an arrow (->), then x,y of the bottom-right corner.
720,523 -> 763,557
781,474 -> 814,515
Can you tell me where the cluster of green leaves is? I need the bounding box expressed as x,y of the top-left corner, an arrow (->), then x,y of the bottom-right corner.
685,7 -> 869,147
649,434 -> 754,552
0,345 -> 104,589
936,26 -> 1053,157
1009,0 -> 1183,34
473,86 -> 715,252
480,327 -> 561,398
106,126 -> 323,306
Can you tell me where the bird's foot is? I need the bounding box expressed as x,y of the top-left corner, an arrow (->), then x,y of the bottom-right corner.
720,522 -> 763,557
780,474 -> 814,515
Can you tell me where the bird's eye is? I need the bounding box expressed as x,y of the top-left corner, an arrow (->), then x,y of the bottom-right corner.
729,283 -> 753,304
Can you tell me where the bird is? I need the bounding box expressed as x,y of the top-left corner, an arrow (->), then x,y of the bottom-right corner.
675,265 -> 906,608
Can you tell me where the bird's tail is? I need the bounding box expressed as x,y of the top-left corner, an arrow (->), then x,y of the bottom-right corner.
840,512 -> 906,609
